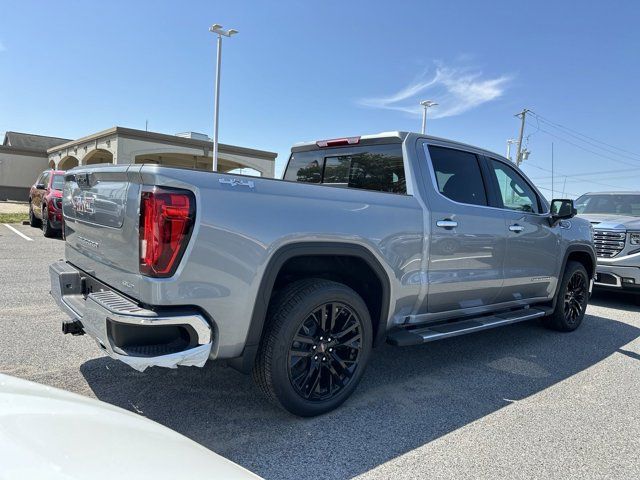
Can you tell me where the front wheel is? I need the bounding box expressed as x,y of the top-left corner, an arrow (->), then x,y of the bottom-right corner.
544,261 -> 589,332
253,279 -> 373,417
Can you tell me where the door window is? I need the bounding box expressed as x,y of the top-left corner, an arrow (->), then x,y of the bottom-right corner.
488,159 -> 540,213
40,172 -> 50,188
426,145 -> 488,206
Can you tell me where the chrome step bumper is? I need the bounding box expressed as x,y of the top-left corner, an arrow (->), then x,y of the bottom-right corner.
387,307 -> 549,347
49,261 -> 213,372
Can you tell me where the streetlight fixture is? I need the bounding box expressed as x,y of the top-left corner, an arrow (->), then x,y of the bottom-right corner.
209,23 -> 238,172
420,100 -> 438,134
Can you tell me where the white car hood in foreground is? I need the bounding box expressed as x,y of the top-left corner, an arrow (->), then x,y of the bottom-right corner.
0,374 -> 260,480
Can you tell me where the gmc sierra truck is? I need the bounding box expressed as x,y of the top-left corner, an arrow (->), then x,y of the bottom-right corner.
50,132 -> 596,416
575,191 -> 640,303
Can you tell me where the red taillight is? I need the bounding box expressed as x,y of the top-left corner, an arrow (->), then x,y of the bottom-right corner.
139,187 -> 195,277
315,136 -> 360,148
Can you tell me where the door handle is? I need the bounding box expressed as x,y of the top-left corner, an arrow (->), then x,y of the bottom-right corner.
436,219 -> 458,229
509,224 -> 524,233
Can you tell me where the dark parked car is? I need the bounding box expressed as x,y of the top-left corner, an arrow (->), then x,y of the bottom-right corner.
28,169 -> 65,237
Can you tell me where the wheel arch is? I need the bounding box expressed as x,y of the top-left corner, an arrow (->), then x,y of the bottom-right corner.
551,245 -> 596,309
230,242 -> 392,373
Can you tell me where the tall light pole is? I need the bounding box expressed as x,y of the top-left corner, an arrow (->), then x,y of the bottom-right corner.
209,24 -> 238,172
420,100 -> 438,134
506,139 -> 518,161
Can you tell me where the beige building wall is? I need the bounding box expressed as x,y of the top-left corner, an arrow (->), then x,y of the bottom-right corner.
0,147 -> 49,200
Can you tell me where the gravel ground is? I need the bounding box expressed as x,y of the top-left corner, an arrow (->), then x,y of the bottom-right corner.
1,222 -> 638,480
0,201 -> 29,214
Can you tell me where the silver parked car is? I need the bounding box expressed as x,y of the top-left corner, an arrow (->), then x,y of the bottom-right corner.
575,191 -> 640,302
49,131 -> 596,416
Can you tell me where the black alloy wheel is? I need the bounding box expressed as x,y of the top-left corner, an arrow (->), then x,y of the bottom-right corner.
564,271 -> 587,325
288,301 -> 363,402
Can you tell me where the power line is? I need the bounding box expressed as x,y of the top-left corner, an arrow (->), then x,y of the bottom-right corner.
523,162 -> 632,190
534,127 -> 640,168
528,111 -> 640,159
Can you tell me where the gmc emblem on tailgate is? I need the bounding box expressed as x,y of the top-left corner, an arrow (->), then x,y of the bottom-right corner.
72,194 -> 95,214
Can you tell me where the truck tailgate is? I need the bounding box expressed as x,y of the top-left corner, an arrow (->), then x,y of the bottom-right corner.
63,165 -> 144,299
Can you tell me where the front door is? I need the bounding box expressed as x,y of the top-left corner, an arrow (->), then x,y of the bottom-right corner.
421,144 -> 506,314
485,158 -> 560,301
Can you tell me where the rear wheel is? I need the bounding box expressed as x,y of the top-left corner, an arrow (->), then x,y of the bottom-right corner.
544,261 -> 589,331
253,279 -> 373,417
42,205 -> 55,238
28,202 -> 41,228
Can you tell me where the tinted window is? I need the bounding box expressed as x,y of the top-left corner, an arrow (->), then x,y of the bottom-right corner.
575,194 -> 640,216
285,144 -> 406,194
427,145 -> 487,206
489,159 -> 540,213
284,152 -> 322,184
51,174 -> 65,191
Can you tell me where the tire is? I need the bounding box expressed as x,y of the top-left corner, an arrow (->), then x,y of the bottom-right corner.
544,261 -> 589,332
42,205 -> 55,238
28,202 -> 41,228
253,279 -> 373,417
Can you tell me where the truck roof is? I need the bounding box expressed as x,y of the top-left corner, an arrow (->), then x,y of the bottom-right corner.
291,131 -> 509,161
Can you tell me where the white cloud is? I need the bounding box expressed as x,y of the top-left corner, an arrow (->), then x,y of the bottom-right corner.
359,64 -> 511,119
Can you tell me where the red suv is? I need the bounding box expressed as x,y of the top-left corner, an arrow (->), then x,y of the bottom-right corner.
29,170 -> 65,237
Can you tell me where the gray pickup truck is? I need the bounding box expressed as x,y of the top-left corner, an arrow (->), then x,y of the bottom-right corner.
50,131 -> 596,416
575,191 -> 640,302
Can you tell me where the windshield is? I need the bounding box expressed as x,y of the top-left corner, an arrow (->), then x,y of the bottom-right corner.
575,193 -> 640,216
51,174 -> 65,191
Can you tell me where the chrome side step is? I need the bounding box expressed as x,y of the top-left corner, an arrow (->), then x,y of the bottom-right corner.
387,307 -> 549,347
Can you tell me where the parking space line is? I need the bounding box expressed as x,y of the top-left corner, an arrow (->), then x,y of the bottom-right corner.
3,224 -> 34,241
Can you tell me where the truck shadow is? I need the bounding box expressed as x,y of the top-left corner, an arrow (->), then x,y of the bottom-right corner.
80,312 -> 639,480
589,290 -> 640,312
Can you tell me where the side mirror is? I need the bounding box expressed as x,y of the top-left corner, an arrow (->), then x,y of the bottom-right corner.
550,198 -> 577,223
35,183 -> 46,190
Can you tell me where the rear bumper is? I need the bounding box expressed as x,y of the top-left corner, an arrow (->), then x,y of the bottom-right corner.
49,261 -> 213,372
594,263 -> 640,292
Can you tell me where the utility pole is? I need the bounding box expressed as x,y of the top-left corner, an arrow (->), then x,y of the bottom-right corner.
209,24 -> 238,172
551,142 -> 554,198
515,108 -> 529,167
506,139 -> 518,161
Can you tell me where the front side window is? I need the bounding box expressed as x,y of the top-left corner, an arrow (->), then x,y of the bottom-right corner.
489,159 -> 540,213
427,145 -> 488,206
51,174 -> 65,191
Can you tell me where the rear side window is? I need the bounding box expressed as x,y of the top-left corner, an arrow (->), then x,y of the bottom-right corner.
285,144 -> 406,194
426,145 -> 488,206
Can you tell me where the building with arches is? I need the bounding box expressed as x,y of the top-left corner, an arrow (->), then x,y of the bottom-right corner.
1,127 -> 277,201
47,127 -> 277,177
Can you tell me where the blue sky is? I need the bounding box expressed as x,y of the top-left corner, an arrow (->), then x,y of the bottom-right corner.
1,0 -> 639,196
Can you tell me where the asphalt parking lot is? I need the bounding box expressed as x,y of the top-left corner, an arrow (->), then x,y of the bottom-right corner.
1,222 -> 639,480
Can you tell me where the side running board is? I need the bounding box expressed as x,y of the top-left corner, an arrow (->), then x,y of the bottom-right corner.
387,307 -> 551,347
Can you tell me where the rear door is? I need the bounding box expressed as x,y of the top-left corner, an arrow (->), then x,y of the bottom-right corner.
33,172 -> 49,213
420,143 -> 507,314
484,157 -> 560,301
